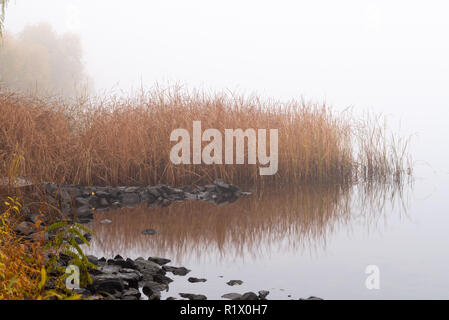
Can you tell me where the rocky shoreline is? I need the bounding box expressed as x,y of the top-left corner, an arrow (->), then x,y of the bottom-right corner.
42,179 -> 250,223
55,252 -> 322,301
13,179 -> 250,240
73,253 -> 272,300
10,179 -> 322,300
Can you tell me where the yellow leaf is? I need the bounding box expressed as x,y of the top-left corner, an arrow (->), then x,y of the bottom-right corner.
38,267 -> 47,290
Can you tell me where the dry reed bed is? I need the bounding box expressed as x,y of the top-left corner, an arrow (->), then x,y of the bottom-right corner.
0,87 -> 411,187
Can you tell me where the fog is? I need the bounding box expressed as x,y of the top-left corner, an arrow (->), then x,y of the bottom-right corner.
3,2 -> 449,300
0,22 -> 91,97
3,0 -> 449,170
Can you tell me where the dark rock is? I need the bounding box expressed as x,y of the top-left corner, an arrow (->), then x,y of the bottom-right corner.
162,266 -> 191,276
152,273 -> 173,285
44,182 -> 58,196
88,196 -> 100,207
180,185 -> 194,192
206,183 -> 217,190
222,293 -> 242,300
14,221 -> 35,236
74,288 -> 92,298
188,277 -> 207,283
24,231 -> 48,242
166,297 -> 177,300
179,293 -> 207,300
91,274 -> 125,294
240,292 -> 259,300
111,201 -> 121,208
147,292 -> 161,300
124,187 -> 139,193
121,295 -> 138,300
141,229 -> 157,236
98,264 -> 121,274
75,206 -> 93,219
213,179 -> 230,189
125,258 -> 138,269
226,280 -> 243,286
134,258 -> 162,281
82,190 -> 93,197
120,193 -> 140,205
99,198 -> 109,207
109,189 -> 119,198
258,290 -> 270,300
161,199 -> 172,207
142,281 -> 168,298
94,190 -> 110,198
301,296 -> 323,300
121,288 -> 141,299
39,180 -> 251,224
147,186 -> 161,198
108,257 -> 138,270
114,255 -> 124,260
118,269 -> 142,288
75,197 -> 90,206
137,191 -> 150,203
148,257 -> 171,266
112,290 -> 123,299
86,255 -> 99,266
169,187 -> 184,195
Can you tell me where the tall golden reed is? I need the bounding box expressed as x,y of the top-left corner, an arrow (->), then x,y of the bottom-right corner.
0,86 -> 411,187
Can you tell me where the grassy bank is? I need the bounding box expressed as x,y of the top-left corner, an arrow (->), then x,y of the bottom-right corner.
0,195 -> 96,300
0,86 -> 411,187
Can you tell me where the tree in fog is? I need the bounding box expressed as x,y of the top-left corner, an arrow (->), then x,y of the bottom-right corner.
0,0 -> 8,37
0,22 -> 92,97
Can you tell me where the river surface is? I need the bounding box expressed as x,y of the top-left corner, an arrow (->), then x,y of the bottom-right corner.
83,164 -> 449,299
83,86 -> 449,300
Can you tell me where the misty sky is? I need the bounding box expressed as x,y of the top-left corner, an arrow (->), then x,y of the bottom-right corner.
4,0 -> 449,169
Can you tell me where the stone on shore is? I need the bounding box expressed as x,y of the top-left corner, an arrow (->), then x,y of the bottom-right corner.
163,265 -> 191,276
179,293 -> 207,300
222,293 -> 242,300
188,277 -> 207,283
240,292 -> 259,300
148,257 -> 171,266
226,280 -> 243,286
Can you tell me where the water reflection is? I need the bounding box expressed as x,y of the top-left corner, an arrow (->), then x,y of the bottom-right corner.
86,182 -> 411,263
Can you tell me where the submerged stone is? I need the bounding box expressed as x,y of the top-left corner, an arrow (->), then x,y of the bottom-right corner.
141,229 -> 157,235
226,280 -> 243,286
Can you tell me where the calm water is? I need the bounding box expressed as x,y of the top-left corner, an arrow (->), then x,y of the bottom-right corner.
84,164 -> 449,299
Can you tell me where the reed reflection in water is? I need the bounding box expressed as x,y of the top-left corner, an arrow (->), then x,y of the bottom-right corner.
86,182 -> 410,264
